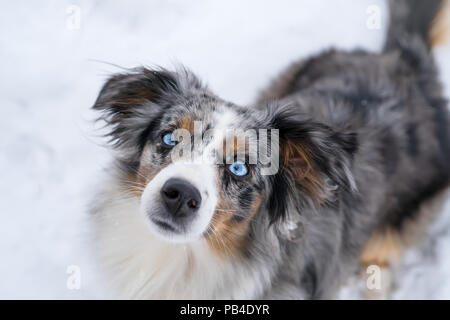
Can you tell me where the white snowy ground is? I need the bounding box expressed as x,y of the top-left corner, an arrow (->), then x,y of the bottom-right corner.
0,0 -> 449,299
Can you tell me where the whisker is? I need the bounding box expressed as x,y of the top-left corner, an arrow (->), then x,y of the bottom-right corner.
121,179 -> 147,188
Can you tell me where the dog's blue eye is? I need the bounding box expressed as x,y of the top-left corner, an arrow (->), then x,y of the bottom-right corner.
228,161 -> 248,176
162,132 -> 176,146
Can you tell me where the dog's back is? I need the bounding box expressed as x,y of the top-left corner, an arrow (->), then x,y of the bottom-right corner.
258,0 -> 450,297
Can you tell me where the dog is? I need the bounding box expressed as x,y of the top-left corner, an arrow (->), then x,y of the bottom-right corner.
90,0 -> 450,299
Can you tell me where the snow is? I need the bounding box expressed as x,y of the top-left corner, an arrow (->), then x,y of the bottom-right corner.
0,0 -> 448,299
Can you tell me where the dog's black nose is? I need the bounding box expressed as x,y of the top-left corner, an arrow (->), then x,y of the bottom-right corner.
160,178 -> 202,217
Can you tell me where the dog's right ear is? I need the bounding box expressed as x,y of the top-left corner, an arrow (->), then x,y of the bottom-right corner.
93,67 -> 203,151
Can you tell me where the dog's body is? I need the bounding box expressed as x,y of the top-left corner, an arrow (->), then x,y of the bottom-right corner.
91,0 -> 450,299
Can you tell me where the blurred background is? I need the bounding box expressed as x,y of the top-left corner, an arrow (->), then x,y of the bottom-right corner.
1,0 -> 449,299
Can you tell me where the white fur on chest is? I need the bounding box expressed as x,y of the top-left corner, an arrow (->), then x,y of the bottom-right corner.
91,183 -> 268,299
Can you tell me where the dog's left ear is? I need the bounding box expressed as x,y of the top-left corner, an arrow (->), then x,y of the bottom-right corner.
266,105 -> 358,222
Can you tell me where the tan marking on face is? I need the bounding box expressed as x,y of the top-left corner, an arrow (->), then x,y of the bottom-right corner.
121,144 -> 170,197
206,187 -> 263,258
177,116 -> 195,134
221,133 -> 249,165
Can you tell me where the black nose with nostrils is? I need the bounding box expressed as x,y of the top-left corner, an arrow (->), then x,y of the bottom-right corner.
160,178 -> 202,217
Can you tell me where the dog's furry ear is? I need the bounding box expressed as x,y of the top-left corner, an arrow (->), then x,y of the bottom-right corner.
266,105 -> 358,223
93,67 -> 203,151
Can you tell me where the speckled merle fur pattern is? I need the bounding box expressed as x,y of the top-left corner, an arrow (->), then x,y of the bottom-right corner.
91,0 -> 450,298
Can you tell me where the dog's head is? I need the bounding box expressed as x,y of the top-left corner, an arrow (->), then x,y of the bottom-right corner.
93,67 -> 357,255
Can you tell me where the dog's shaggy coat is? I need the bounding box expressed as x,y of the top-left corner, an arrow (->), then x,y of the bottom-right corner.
91,0 -> 450,299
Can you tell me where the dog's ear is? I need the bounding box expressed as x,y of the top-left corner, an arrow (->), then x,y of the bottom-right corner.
93,67 -> 203,151
266,105 -> 358,223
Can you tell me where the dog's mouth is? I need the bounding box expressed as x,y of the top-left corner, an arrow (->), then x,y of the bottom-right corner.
144,199 -> 217,243
150,216 -> 180,233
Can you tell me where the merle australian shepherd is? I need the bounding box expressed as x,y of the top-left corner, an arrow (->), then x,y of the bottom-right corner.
90,0 -> 450,299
